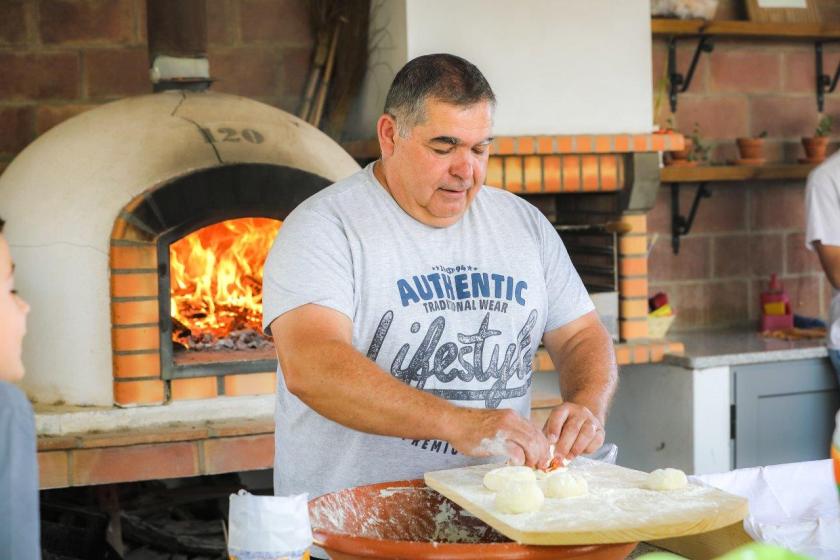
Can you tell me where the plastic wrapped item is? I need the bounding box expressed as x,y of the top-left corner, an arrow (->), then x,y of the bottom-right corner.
228,490 -> 312,560
584,442 -> 618,464
691,460 -> 839,559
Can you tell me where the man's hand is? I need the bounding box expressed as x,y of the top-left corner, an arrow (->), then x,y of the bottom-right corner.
542,402 -> 605,462
446,407 -> 551,468
541,310 -> 617,463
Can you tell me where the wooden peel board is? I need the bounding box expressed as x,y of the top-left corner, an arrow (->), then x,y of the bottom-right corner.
424,458 -> 748,545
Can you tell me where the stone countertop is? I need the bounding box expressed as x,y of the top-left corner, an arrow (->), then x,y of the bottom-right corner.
662,329 -> 828,369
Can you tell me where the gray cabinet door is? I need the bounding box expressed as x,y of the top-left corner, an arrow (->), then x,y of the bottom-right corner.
734,358 -> 839,469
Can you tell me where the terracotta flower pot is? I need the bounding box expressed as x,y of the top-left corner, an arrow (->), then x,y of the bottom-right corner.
667,138 -> 694,165
801,136 -> 829,162
736,137 -> 765,160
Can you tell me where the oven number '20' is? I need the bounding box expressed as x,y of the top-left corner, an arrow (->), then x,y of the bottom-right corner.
200,127 -> 265,144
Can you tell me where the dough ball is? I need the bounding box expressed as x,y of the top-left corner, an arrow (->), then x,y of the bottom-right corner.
493,480 -> 544,514
544,471 -> 588,498
646,468 -> 688,491
483,466 -> 536,492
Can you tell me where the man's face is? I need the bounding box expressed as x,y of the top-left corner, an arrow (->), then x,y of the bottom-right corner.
381,99 -> 493,228
0,235 -> 29,382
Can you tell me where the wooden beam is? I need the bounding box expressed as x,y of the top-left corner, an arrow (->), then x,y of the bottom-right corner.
660,164 -> 816,183
652,18 -> 840,40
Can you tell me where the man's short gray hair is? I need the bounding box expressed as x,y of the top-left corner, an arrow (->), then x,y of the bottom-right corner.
384,54 -> 496,136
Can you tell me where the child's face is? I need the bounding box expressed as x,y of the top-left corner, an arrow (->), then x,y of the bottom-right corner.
0,235 -> 29,381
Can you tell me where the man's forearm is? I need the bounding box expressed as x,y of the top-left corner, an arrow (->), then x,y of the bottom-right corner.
280,339 -> 462,442
551,323 -> 617,423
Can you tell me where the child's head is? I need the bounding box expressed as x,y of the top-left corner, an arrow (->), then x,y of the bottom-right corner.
0,217 -> 29,381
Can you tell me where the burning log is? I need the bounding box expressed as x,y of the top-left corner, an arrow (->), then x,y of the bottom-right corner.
172,326 -> 273,352
168,217 -> 281,352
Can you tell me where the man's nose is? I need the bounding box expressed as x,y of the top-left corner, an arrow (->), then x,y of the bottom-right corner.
450,151 -> 472,182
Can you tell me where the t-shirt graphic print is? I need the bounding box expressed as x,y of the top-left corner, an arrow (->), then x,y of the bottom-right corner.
367,266 -> 538,410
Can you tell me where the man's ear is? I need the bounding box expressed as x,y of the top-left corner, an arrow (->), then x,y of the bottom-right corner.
377,113 -> 398,158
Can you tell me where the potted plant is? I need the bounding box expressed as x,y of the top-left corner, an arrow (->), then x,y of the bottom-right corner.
667,122 -> 711,166
688,122 -> 711,164
664,117 -> 692,166
666,135 -> 694,166
801,115 -> 833,163
736,131 -> 767,164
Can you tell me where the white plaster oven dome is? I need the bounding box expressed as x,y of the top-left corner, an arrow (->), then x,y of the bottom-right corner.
0,90 -> 360,406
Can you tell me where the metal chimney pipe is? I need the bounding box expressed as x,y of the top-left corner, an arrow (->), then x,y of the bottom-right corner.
146,0 -> 211,92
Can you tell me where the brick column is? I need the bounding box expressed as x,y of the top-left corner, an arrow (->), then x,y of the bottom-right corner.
618,214 -> 649,341
110,204 -> 166,406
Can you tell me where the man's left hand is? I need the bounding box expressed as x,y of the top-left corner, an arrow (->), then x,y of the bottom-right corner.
542,402 -> 605,462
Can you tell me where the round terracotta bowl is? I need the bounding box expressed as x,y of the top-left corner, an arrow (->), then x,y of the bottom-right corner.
309,479 -> 637,560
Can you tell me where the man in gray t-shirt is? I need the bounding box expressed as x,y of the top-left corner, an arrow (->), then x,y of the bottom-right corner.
263,54 -> 617,505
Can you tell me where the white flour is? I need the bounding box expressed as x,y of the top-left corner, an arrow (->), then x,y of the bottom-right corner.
475,431 -> 508,456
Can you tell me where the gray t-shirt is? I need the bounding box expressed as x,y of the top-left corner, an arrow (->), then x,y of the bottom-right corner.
0,382 -> 41,560
263,163 -> 593,499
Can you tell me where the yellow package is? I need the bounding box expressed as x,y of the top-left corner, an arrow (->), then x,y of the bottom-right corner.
649,304 -> 672,317
763,301 -> 786,316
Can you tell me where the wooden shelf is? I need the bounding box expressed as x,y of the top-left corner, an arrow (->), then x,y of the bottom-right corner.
652,18 -> 840,40
660,164 -> 816,183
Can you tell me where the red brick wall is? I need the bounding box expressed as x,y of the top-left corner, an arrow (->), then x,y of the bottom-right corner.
650,10 -> 840,331
0,0 -> 312,176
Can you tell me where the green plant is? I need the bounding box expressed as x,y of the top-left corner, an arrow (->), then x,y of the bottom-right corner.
688,122 -> 711,163
757,130 -> 768,139
653,61 -> 671,130
815,115 -> 833,137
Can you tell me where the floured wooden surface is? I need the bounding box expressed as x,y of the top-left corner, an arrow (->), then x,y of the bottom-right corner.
424,458 -> 748,545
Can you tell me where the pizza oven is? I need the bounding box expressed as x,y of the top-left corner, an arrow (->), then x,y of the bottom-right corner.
0,90 -> 358,407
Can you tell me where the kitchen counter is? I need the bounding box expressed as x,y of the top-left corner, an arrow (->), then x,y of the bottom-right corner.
662,329 -> 828,369
609,328 -> 837,475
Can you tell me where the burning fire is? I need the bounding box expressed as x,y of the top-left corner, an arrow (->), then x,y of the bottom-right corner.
170,217 -> 281,347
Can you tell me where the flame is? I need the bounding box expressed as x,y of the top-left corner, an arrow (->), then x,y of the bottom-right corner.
170,217 -> 281,344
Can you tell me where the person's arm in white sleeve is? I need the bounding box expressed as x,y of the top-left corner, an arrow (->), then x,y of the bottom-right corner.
805,169 -> 840,290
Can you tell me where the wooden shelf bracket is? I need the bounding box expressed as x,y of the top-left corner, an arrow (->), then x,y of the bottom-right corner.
668,35 -> 715,112
670,182 -> 711,254
815,40 -> 840,111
